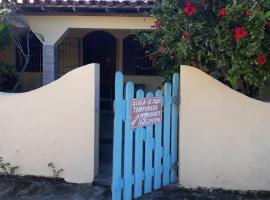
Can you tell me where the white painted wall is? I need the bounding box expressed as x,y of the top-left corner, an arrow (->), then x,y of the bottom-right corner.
27,15 -> 155,44
179,65 -> 270,191
0,64 -> 100,183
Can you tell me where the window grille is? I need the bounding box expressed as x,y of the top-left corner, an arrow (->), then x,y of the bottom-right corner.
58,37 -> 81,76
16,32 -> 43,72
123,35 -> 158,76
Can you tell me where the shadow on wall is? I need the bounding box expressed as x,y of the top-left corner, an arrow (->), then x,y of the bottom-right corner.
180,65 -> 270,191
0,64 -> 100,183
261,84 -> 270,102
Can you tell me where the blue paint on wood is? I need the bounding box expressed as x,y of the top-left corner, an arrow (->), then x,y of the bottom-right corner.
171,73 -> 180,183
144,92 -> 154,194
154,90 -> 163,190
163,83 -> 172,186
112,72 -> 180,200
112,72 -> 124,200
123,82 -> 134,200
134,89 -> 144,198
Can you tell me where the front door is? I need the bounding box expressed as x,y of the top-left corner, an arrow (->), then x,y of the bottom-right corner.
83,31 -> 116,111
84,31 -> 116,183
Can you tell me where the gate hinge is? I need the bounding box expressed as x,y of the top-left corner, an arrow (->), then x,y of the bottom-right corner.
172,162 -> 179,171
174,96 -> 180,105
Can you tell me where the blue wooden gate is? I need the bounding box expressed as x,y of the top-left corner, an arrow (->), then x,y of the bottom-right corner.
112,72 -> 180,200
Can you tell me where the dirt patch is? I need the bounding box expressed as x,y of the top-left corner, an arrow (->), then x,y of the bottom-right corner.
141,185 -> 270,200
0,175 -> 111,200
1,175 -> 270,200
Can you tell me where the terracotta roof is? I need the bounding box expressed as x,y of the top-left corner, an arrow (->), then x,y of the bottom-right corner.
4,0 -> 157,14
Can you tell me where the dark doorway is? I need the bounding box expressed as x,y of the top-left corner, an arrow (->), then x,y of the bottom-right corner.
83,31 -> 116,111
83,31 -> 116,184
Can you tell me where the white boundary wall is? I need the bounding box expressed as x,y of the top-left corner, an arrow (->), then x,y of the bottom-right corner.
0,64 -> 100,183
179,65 -> 270,191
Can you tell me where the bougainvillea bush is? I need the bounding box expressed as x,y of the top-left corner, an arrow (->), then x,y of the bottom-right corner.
138,0 -> 270,99
0,9 -> 13,50
0,62 -> 18,92
0,9 -> 19,92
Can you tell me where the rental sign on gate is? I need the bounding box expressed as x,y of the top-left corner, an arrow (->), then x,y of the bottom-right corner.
131,97 -> 163,128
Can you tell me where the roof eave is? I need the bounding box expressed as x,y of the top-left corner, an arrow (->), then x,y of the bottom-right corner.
15,0 -> 157,15
19,6 -> 154,15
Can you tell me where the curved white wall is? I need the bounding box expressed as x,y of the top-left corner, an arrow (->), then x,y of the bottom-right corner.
180,65 -> 270,190
0,64 -> 100,183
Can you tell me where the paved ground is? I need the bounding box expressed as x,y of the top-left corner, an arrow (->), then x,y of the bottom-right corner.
1,175 -> 270,200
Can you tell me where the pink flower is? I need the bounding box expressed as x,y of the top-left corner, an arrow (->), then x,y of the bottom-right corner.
184,2 -> 198,16
219,8 -> 227,17
257,54 -> 268,65
234,26 -> 248,41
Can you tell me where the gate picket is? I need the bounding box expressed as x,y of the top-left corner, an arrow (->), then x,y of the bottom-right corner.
134,90 -> 145,198
124,82 -> 134,200
163,83 -> 172,186
112,72 -> 179,200
154,90 -> 163,190
171,74 -> 180,182
144,92 -> 154,194
112,72 -> 124,200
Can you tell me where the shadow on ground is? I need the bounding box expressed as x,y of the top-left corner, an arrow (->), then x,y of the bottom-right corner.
0,175 -> 111,200
1,175 -> 270,200
141,186 -> 270,200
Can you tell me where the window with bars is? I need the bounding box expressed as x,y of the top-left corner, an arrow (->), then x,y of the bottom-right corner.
16,32 -> 43,72
58,37 -> 81,76
123,35 -> 158,76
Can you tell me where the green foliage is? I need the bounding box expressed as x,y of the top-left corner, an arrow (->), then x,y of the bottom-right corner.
0,10 -> 14,49
0,62 -> 19,92
137,0 -> 270,98
48,162 -> 64,178
0,156 -> 19,175
0,22 -> 13,49
0,9 -> 17,92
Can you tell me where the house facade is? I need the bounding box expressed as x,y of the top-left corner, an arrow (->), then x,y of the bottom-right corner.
0,1 -> 167,182
2,1 -> 270,102
0,0 -> 163,110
